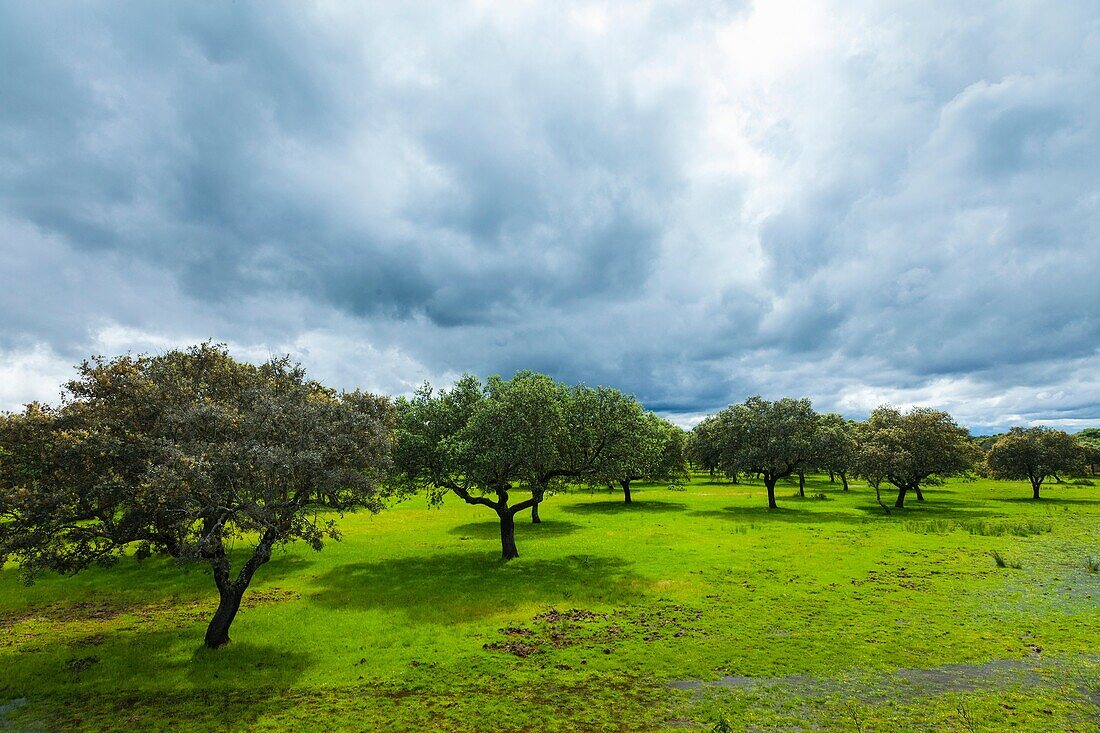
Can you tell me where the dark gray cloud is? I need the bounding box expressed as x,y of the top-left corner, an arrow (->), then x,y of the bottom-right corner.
1,0 -> 1098,432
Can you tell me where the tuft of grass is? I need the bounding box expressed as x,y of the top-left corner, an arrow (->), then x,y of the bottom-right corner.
1086,556 -> 1100,574
905,519 -> 1052,537
990,550 -> 1022,569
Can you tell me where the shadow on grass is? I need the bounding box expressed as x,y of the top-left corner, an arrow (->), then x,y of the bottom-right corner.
449,519 -> 581,540
689,501 -> 1004,525
309,552 -> 643,621
5,628 -> 314,732
560,500 -> 689,515
0,553 -> 314,616
998,495 -> 1100,506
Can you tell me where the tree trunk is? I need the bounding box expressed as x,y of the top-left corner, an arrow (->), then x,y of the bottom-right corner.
202,528 -> 276,649
1031,479 -> 1041,500
894,484 -> 909,508
730,471 -> 738,484
499,510 -> 519,560
828,471 -> 835,483
205,585 -> 246,648
840,471 -> 849,491
914,486 -> 924,501
872,482 -> 891,514
764,477 -> 778,509
531,501 -> 541,523
620,479 -> 632,503
798,471 -> 805,497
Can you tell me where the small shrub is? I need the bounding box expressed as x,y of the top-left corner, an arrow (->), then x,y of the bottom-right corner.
711,718 -> 734,733
1086,556 -> 1100,574
813,491 -> 828,501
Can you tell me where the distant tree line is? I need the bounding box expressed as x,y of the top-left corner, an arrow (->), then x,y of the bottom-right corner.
0,344 -> 1095,648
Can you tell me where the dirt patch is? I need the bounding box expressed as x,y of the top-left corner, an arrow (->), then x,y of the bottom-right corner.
483,640 -> 540,657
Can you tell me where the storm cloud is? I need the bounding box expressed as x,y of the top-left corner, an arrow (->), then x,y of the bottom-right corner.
2,0 -> 1098,433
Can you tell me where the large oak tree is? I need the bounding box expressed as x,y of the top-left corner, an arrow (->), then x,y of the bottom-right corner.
612,413 -> 687,503
393,371 -> 646,559
854,406 -> 976,508
987,427 -> 1083,499
0,344 -> 394,648
715,396 -> 820,509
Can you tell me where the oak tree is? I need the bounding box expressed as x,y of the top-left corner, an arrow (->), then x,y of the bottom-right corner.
715,396 -> 820,509
987,427 -> 1083,499
854,406 -> 976,508
0,344 -> 394,648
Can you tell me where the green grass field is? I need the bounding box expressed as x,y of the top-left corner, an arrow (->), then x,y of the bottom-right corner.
3,474 -> 1099,732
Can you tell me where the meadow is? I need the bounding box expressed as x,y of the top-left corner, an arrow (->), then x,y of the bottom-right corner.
2,473 -> 1099,732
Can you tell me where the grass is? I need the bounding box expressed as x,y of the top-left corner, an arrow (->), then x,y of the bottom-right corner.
3,474 -> 1100,731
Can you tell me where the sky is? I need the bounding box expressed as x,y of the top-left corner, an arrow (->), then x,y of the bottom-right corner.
1,1 -> 1098,433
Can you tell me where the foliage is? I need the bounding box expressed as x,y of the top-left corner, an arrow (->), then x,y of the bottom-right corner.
393,371 -> 648,558
0,343 -> 394,647
713,396 -> 820,508
854,406 -> 977,509
986,427 -> 1084,498
612,413 -> 688,501
813,413 -> 857,489
689,416 -> 724,477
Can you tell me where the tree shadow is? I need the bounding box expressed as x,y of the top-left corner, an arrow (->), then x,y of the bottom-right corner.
448,519 -> 580,540
5,628 -> 314,731
999,496 -> 1100,506
689,501 -> 1004,525
309,552 -> 643,622
560,501 -> 689,515
0,553 -> 314,617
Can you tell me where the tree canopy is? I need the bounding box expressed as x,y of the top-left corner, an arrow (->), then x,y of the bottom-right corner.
393,371 -> 648,558
854,406 -> 977,508
612,413 -> 687,502
987,427 -> 1083,499
714,396 -> 820,509
0,343 -> 394,648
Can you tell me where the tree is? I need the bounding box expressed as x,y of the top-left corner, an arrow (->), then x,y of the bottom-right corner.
1076,429 -> 1100,476
854,406 -> 976,509
690,416 -> 724,478
393,372 -> 646,559
987,427 -> 1084,499
612,413 -> 687,503
814,414 -> 857,491
715,396 -> 820,509
0,344 -> 394,648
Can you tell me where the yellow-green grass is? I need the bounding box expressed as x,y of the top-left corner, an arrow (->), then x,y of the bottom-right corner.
3,474 -> 1099,731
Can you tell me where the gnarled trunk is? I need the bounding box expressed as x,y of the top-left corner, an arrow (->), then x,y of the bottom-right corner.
798,470 -> 805,497
499,510 -> 519,560
840,471 -> 849,491
620,479 -> 632,503
205,585 -> 246,648
1031,478 -> 1042,500
764,476 -> 778,509
894,484 -> 909,508
914,486 -> 924,502
202,527 -> 277,649
531,501 -> 541,523
872,482 -> 891,514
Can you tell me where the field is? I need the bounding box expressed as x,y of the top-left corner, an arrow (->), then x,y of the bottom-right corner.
3,474 -> 1099,732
